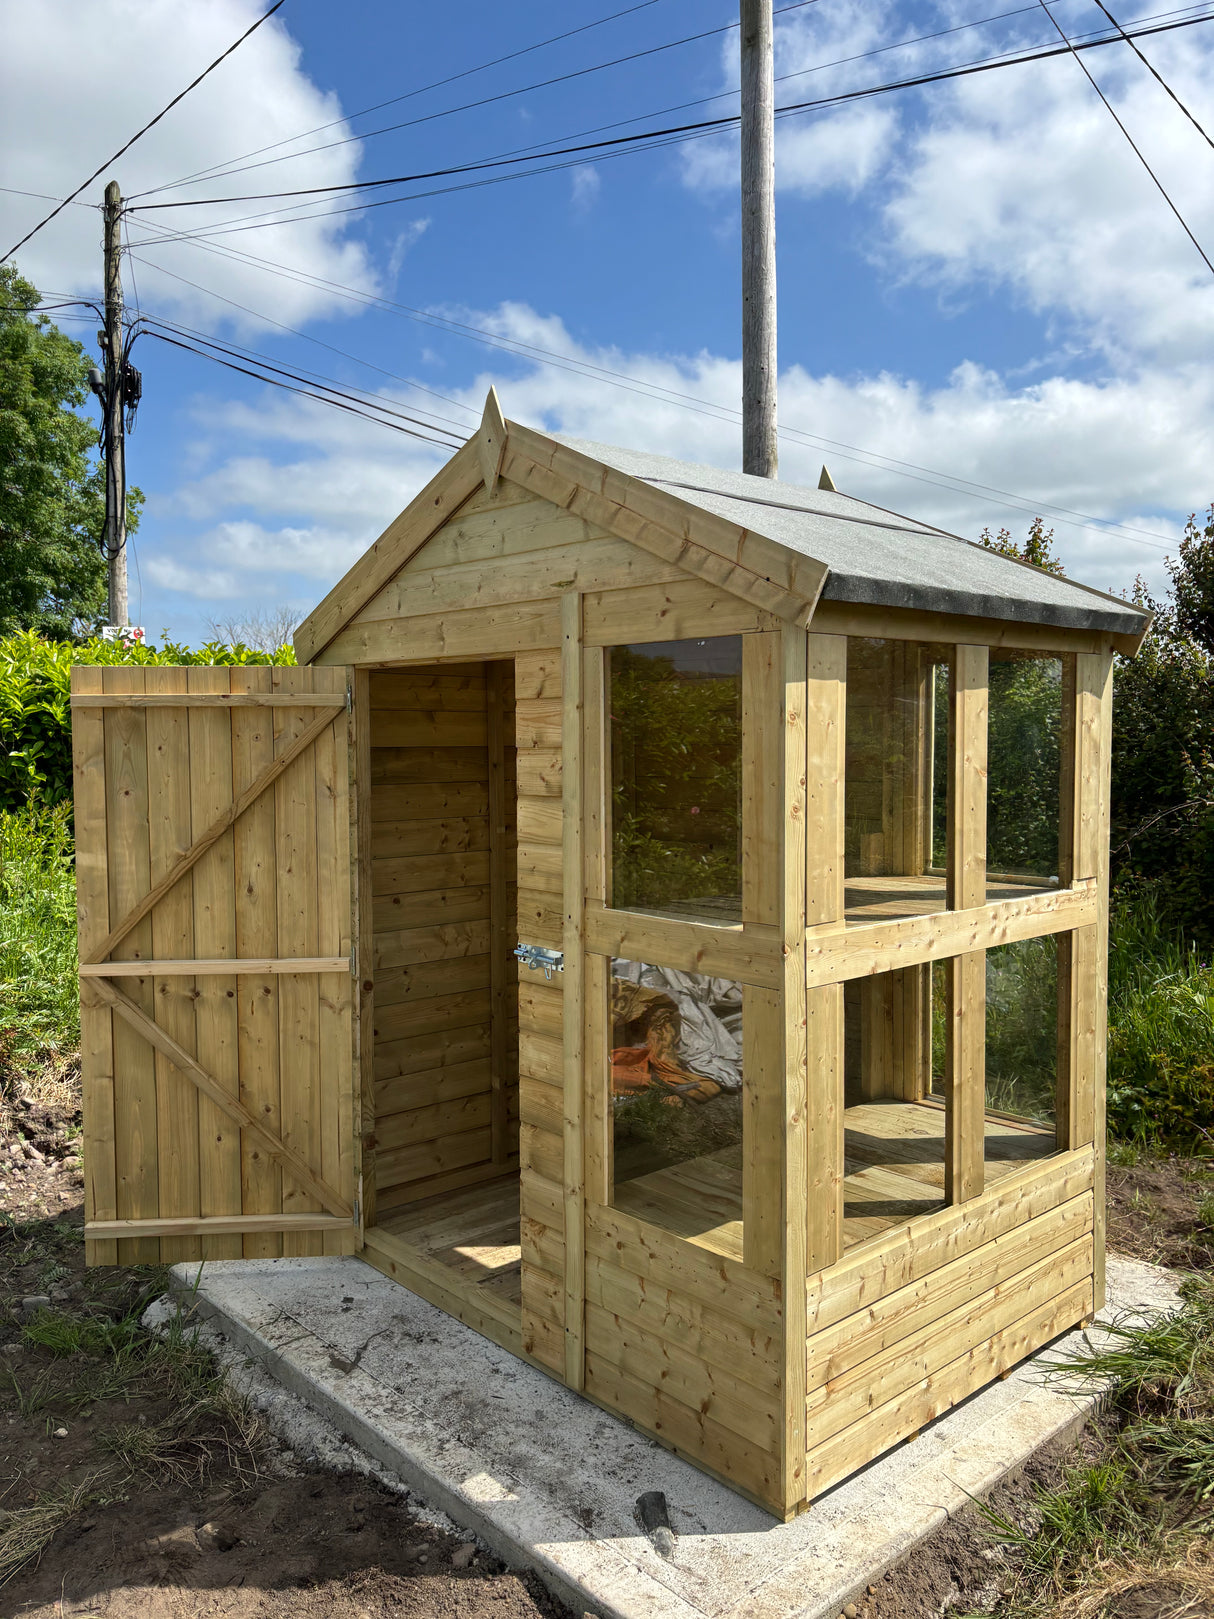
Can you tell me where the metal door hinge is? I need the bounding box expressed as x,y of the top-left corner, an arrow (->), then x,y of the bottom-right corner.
346,684 -> 353,714
514,943 -> 564,979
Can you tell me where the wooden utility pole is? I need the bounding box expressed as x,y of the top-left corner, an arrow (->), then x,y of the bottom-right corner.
102,179 -> 128,626
740,0 -> 778,478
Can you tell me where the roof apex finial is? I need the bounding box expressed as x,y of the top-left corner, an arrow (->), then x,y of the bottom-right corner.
818,465 -> 837,493
479,386 -> 508,495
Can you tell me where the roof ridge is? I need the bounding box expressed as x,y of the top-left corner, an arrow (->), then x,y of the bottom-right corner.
639,476 -> 961,541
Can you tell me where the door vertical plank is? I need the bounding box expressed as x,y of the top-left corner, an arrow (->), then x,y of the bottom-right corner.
188,666 -> 242,1259
313,667 -> 355,1255
274,667 -> 323,1255
561,591 -> 586,1391
231,666 -> 282,1258
145,666 -> 200,1265
945,644 -> 988,1205
104,665 -> 159,1266
73,667 -> 117,1266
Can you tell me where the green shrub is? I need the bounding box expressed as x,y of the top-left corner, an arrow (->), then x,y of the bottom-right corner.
1107,886 -> 1214,1147
0,799 -> 79,1069
0,629 -> 295,811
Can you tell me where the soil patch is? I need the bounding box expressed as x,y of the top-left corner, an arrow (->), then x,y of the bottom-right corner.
1,1097 -> 571,1619
1107,1153 -> 1214,1271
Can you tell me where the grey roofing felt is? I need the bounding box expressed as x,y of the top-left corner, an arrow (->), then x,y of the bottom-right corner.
548,433 -> 1149,636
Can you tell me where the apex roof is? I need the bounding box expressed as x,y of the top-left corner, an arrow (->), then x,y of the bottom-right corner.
295,393 -> 1151,663
547,432 -> 1148,638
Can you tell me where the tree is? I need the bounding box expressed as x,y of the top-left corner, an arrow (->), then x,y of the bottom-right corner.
978,515 -> 1065,576
0,264 -> 141,638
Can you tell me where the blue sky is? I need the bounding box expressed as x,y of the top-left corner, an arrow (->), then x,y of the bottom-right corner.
5,0 -> 1214,642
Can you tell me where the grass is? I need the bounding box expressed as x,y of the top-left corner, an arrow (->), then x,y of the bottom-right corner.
962,1274 -> 1214,1617
0,1240 -> 261,1586
0,800 -> 79,1109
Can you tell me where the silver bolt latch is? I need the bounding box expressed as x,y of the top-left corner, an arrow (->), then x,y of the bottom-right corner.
514,944 -> 564,980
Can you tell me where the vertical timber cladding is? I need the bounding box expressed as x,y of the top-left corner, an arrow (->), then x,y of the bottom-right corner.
369,663 -> 519,1214
72,664 -> 357,1265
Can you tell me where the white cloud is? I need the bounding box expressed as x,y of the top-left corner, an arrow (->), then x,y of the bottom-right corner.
138,303 -> 1202,616
570,166 -> 601,211
1,0 -> 377,329
879,30 -> 1214,362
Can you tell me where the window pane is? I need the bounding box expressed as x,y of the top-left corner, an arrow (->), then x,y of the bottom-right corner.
609,957 -> 743,1256
987,653 -> 1062,883
845,637 -> 951,921
985,934 -> 1059,1119
842,965 -> 945,1247
609,637 -> 742,919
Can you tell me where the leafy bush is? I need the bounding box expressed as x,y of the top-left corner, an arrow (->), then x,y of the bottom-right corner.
0,799 -> 79,1073
0,629 -> 296,811
1107,886 -> 1214,1147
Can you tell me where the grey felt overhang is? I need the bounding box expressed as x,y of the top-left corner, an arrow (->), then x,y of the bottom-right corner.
549,433 -> 1150,637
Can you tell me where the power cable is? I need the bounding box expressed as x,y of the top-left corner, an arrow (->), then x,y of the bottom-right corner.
1037,0 -> 1214,276
132,4 -> 817,201
144,0 -> 680,199
140,328 -> 465,447
1086,0 -> 1214,148
2,0 -> 288,262
117,246 -> 479,428
138,310 -> 469,437
125,8 -> 1214,218
124,230 -> 1173,550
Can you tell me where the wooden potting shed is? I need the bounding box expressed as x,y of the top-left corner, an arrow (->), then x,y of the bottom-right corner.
73,390 -> 1151,1519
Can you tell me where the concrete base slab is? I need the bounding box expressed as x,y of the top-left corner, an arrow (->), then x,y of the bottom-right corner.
169,1255 -> 1178,1619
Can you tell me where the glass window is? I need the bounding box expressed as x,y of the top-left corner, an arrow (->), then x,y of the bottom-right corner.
987,653 -> 1063,887
844,638 -> 951,921
841,965 -> 945,1248
609,957 -> 743,1256
985,936 -> 1059,1176
608,637 -> 742,920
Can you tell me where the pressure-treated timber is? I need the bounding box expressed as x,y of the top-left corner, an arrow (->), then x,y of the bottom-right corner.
945,645 -> 988,1205
778,625 -> 811,1514
561,591 -> 586,1389
87,976 -> 351,1218
84,701 -> 344,967
83,405 -> 1130,1520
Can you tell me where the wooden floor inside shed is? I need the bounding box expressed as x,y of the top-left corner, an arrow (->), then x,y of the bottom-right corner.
367,1101 -> 1056,1330
626,873 -> 1054,928
613,1098 -> 1057,1260
374,1175 -> 523,1306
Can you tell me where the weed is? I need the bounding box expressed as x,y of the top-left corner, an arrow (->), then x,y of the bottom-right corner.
0,1476 -> 113,1584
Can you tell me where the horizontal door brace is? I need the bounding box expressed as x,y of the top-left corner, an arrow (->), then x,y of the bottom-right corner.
80,956 -> 349,978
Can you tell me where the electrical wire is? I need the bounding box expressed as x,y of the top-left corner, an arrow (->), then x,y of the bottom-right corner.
123,229 -> 1174,551
143,0 -> 681,200
132,4 -> 818,201
1,0 -> 288,262
1087,0 -> 1214,148
126,8 -> 1214,220
1037,0 -> 1214,275
141,328 -> 465,447
137,311 -> 469,438
115,248 -> 479,429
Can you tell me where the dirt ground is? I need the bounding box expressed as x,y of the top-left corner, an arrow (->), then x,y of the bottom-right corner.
3,1087 -> 1212,1619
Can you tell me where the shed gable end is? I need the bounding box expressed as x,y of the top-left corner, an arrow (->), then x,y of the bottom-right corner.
352,477 -> 686,627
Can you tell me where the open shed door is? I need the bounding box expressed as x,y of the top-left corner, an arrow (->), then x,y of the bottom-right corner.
71,664 -> 360,1266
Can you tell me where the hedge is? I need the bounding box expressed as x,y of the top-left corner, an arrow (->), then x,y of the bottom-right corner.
0,630 -> 295,811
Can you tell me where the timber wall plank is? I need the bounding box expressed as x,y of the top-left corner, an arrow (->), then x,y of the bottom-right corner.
369,663 -> 519,1212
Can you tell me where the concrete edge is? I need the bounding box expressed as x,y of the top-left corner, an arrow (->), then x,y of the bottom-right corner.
167,1266 -> 652,1619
